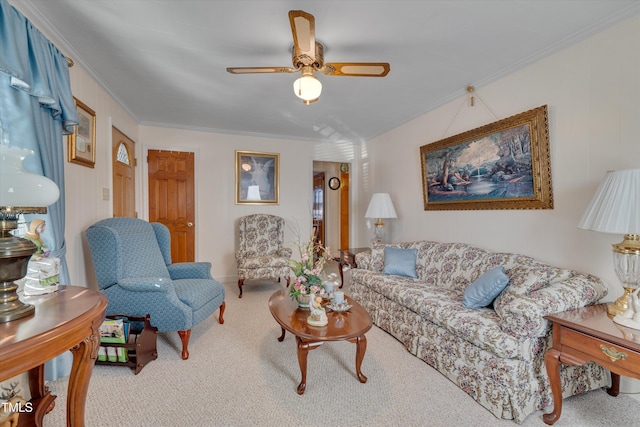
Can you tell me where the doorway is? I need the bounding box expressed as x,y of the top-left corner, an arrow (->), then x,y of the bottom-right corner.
147,149 -> 196,263
312,161 -> 350,251
112,127 -> 136,218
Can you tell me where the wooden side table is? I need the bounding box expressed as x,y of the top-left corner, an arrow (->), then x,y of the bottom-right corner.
335,247 -> 370,288
543,304 -> 640,425
0,286 -> 107,427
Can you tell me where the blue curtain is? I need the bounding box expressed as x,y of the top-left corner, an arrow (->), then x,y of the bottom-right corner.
1,0 -> 78,380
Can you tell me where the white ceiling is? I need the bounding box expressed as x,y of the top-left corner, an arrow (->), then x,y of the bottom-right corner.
15,0 -> 640,143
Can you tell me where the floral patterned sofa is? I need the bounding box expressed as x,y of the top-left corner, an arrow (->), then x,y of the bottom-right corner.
350,241 -> 609,424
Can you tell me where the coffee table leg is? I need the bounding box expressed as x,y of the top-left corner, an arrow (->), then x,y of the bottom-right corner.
296,337 -> 309,395
278,327 -> 286,342
355,335 -> 368,383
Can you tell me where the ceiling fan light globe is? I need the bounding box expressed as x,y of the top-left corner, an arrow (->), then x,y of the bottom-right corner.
293,75 -> 322,101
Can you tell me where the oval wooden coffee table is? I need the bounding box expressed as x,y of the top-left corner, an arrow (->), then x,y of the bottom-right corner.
268,289 -> 372,394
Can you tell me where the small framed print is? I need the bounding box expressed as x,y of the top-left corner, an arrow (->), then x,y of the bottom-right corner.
68,97 -> 96,168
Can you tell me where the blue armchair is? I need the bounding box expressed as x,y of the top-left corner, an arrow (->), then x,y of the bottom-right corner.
86,217 -> 225,360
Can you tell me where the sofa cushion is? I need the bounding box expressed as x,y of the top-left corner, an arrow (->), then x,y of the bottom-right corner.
382,247 -> 418,278
420,243 -> 489,292
462,266 -> 509,308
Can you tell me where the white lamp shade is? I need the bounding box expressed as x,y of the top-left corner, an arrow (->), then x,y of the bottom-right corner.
365,193 -> 397,219
293,75 -> 322,101
0,144 -> 60,208
578,169 -> 640,234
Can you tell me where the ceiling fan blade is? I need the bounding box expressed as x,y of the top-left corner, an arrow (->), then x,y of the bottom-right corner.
320,63 -> 390,77
289,10 -> 316,66
226,66 -> 297,74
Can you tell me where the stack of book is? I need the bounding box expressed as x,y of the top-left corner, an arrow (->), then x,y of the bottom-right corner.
97,318 -> 135,363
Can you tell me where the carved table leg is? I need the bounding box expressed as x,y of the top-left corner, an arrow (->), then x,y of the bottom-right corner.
354,335 -> 368,383
296,337 -> 310,395
27,364 -> 55,427
338,260 -> 345,288
543,348 -> 562,425
607,372 -> 621,397
67,326 -> 100,427
278,327 -> 286,342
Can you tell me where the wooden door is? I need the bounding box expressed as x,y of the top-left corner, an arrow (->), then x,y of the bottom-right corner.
112,128 -> 136,218
148,150 -> 195,262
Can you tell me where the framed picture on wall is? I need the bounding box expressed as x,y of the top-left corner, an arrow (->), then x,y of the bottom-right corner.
235,150 -> 279,204
420,105 -> 552,210
68,97 -> 96,168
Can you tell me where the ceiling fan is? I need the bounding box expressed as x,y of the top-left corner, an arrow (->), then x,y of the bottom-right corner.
226,10 -> 390,105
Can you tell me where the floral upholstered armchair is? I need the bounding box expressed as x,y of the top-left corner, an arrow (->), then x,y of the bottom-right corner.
86,217 -> 226,360
235,214 -> 292,298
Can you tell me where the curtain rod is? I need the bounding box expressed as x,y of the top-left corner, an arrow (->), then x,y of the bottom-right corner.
66,57 -> 74,67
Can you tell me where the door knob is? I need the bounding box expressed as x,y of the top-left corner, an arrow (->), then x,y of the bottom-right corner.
187,222 -> 194,228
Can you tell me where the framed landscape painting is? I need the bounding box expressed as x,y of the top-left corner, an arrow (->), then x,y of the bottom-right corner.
420,105 -> 552,210
235,150 -> 279,204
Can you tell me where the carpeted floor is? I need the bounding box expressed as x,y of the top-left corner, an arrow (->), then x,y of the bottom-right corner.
45,263 -> 640,426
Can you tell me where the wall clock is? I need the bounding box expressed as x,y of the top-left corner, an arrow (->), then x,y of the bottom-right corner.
328,177 -> 341,190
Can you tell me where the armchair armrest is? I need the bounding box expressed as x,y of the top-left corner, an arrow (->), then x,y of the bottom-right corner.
168,262 -> 212,280
278,247 -> 293,258
117,277 -> 173,293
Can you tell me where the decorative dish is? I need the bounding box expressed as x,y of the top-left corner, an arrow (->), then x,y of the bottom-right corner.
327,302 -> 352,312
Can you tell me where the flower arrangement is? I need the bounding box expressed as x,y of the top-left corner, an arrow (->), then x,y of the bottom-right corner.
288,233 -> 331,300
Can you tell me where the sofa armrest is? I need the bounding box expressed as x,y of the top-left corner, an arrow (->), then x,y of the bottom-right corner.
167,262 -> 212,280
117,277 -> 173,293
494,273 -> 607,338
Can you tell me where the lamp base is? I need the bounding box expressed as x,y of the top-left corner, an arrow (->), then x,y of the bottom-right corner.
0,231 -> 38,323
0,281 -> 34,322
607,287 -> 637,317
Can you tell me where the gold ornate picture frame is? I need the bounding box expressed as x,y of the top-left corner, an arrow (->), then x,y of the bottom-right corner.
235,150 -> 280,204
68,97 -> 96,168
420,105 -> 552,210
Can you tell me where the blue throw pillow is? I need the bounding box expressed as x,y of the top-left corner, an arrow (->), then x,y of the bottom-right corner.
462,266 -> 510,309
382,247 -> 418,278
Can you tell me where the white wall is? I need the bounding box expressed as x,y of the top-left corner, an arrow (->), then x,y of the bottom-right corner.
358,15 -> 640,303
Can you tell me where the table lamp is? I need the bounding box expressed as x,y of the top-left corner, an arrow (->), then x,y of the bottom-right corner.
578,169 -> 640,317
365,193 -> 397,244
0,144 -> 60,322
